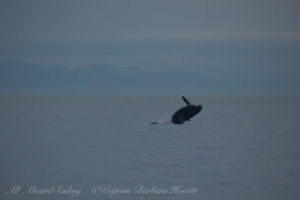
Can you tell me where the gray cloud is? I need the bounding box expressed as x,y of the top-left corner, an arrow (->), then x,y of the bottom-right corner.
0,0 -> 299,93
1,0 -> 300,42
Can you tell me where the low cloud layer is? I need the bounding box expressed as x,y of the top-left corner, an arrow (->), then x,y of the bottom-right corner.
0,0 -> 299,93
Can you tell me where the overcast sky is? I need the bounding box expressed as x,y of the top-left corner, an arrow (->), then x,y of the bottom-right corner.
0,0 -> 300,93
0,0 -> 299,67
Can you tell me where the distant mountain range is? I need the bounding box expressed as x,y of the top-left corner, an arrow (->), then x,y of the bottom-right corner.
0,60 -> 298,94
0,60 -> 209,94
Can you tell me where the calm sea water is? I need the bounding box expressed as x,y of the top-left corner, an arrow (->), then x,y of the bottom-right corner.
0,95 -> 299,200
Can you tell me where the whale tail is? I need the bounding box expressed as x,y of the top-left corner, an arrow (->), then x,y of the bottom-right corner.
182,96 -> 190,105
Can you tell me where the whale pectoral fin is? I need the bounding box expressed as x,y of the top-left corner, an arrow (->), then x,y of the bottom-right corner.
182,96 -> 190,105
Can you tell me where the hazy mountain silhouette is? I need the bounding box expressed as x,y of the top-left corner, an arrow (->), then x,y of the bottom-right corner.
0,60 -> 214,93
0,60 -> 297,94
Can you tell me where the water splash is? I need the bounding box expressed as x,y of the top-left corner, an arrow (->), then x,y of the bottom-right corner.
150,119 -> 171,124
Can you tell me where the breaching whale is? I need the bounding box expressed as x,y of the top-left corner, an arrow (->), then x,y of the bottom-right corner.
171,96 -> 202,124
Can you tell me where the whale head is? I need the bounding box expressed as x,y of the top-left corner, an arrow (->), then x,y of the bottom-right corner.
197,104 -> 203,112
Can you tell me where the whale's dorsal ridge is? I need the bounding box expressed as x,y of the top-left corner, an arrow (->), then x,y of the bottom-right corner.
182,96 -> 190,105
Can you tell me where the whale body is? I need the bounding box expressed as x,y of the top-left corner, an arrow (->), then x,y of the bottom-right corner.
171,96 -> 202,124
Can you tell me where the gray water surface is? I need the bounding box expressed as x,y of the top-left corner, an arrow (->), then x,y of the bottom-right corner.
0,95 -> 299,200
